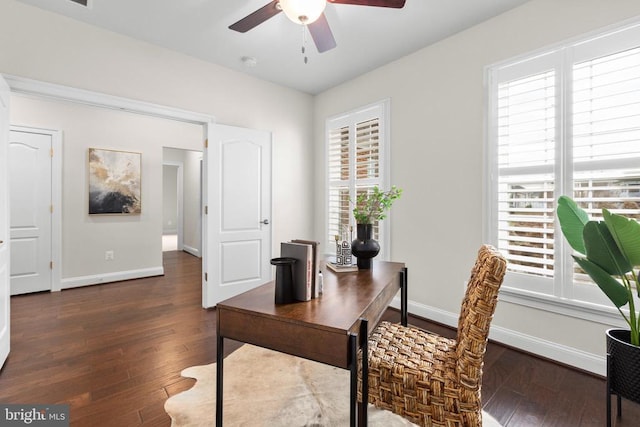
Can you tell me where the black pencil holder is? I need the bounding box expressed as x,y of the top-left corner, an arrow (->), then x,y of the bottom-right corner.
271,257 -> 297,304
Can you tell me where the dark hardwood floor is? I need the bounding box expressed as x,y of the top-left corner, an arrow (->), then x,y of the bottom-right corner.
0,251 -> 638,426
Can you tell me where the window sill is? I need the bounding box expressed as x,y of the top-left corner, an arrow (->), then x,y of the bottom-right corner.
499,286 -> 628,328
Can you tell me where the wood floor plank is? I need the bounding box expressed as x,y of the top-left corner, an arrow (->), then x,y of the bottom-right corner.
482,386 -> 520,426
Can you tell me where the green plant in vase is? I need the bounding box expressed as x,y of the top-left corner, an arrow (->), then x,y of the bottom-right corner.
351,186 -> 402,269
352,185 -> 403,225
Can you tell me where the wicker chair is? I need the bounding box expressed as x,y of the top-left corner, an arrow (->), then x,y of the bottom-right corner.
359,244 -> 507,426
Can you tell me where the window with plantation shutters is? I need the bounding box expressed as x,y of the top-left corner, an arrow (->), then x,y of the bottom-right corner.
487,21 -> 640,312
326,101 -> 390,258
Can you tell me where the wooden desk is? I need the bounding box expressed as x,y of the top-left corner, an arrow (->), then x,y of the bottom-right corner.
215,261 -> 407,426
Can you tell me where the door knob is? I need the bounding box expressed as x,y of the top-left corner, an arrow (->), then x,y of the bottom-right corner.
261,219 -> 269,225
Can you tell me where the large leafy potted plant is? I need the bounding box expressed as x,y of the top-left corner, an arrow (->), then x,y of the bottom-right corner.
351,186 -> 402,269
556,196 -> 640,424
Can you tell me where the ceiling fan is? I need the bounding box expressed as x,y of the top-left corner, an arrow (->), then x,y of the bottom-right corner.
229,0 -> 406,54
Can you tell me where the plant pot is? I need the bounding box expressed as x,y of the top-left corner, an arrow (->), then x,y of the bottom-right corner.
606,328 -> 640,426
351,223 -> 380,270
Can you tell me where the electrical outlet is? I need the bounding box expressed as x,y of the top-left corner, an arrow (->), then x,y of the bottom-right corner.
105,250 -> 114,260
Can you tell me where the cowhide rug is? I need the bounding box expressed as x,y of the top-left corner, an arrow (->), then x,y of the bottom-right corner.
164,344 -> 502,426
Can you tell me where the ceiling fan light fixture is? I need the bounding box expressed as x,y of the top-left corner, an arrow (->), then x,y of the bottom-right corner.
279,0 -> 326,25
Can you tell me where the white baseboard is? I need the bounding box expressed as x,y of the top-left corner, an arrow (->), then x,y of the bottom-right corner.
61,267 -> 164,289
390,297 -> 606,376
182,244 -> 201,258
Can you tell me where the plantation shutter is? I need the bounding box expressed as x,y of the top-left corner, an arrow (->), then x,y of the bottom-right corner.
327,126 -> 351,244
355,118 -> 382,238
495,63 -> 557,290
326,102 -> 387,255
572,46 -> 640,216
355,119 -> 380,181
571,45 -> 640,287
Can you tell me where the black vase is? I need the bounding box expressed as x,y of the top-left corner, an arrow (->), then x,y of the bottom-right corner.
351,223 -> 380,270
606,328 -> 640,426
271,257 -> 296,304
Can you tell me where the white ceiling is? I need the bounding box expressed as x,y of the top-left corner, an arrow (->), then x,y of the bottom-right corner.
16,0 -> 530,94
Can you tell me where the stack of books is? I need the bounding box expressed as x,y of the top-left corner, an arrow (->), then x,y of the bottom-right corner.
280,240 -> 321,301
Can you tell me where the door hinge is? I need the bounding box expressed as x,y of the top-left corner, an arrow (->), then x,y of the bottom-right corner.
50,261 -> 53,270
204,139 -> 208,148
205,205 -> 208,215
204,272 -> 208,281
50,205 -> 54,213
50,148 -> 54,157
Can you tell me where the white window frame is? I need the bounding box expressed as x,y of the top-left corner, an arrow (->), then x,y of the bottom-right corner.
485,19 -> 640,326
325,99 -> 391,259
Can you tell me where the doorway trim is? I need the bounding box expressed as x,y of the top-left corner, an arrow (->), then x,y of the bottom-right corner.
4,74 -> 216,304
9,125 -> 63,292
5,76 -> 213,125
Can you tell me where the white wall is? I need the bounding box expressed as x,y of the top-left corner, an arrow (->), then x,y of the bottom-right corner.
0,0 -> 315,282
314,0 -> 640,374
162,165 -> 178,235
182,150 -> 202,255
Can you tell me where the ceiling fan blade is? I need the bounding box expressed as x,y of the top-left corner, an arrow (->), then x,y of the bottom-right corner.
308,13 -> 337,53
328,0 -> 406,7
229,1 -> 282,33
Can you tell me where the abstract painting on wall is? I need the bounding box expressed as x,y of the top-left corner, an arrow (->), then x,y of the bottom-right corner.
89,148 -> 141,214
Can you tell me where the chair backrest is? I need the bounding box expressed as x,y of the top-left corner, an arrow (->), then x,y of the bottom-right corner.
455,244 -> 507,390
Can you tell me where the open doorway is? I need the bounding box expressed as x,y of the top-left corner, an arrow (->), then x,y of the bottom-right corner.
163,147 -> 202,257
162,163 -> 180,252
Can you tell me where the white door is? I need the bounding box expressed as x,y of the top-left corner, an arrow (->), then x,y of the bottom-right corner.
0,75 -> 10,369
9,129 -> 52,295
203,123 -> 272,307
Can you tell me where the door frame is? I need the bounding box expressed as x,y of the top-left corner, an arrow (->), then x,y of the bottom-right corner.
9,125 -> 62,292
4,74 -> 217,306
0,74 -> 10,369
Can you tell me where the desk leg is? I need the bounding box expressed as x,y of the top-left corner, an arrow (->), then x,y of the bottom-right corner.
216,334 -> 224,427
401,267 -> 408,327
349,333 -> 357,427
358,318 -> 369,427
